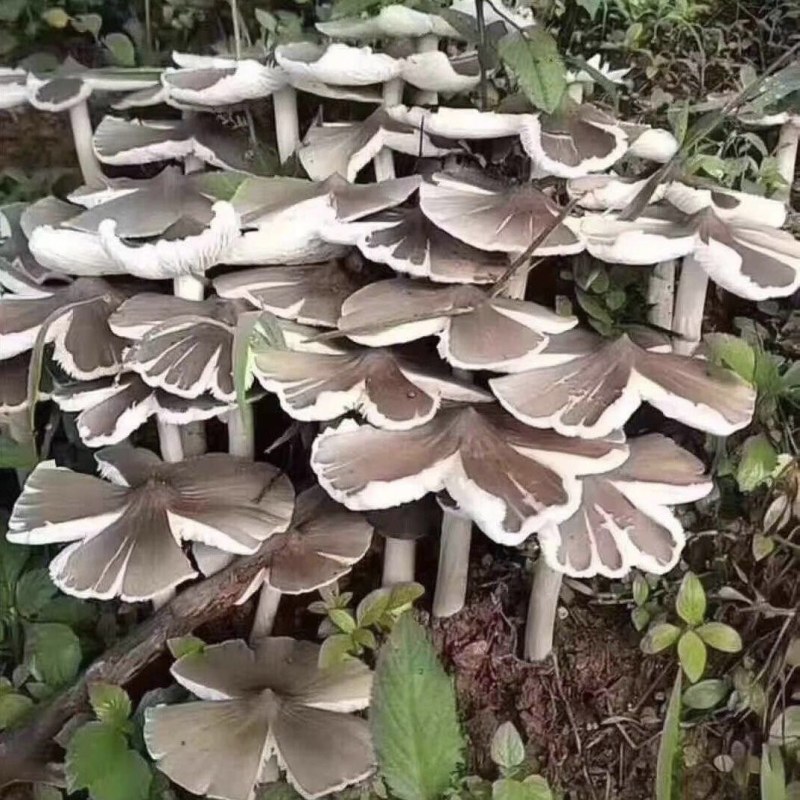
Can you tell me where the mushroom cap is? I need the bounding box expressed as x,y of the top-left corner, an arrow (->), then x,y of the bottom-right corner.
400,51 -> 481,93
26,67 -> 159,111
276,42 -> 401,86
0,352 -> 32,413
144,637 -> 374,800
337,278 -> 578,372
8,449 -> 294,601
567,174 -> 668,211
419,171 -> 583,255
621,123 -> 679,162
311,406 -> 628,545
0,68 -> 29,110
317,4 -> 458,39
112,83 -> 169,110
387,104 -> 527,139
538,434 -> 712,578
367,496 -> 440,541
489,332 -> 756,438
664,182 -> 787,228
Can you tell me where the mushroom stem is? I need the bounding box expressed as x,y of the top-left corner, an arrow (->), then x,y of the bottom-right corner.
182,111 -> 205,174
567,82 -> 584,105
523,557 -> 563,661
672,255 -> 709,356
646,259 -> 676,330
432,508 -> 472,618
775,119 -> 800,203
415,35 -> 440,106
273,86 -> 300,164
157,418 -> 184,462
68,100 -> 105,188
226,403 -> 254,459
374,78 -> 403,181
382,538 -> 416,586
151,587 -> 176,610
250,584 -> 281,642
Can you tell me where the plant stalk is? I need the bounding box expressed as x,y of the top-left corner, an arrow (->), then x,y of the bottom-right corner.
273,86 -> 300,164
250,583 -> 281,643
775,119 -> 800,203
382,538 -> 416,586
156,418 -> 184,462
414,34 -> 440,106
432,508 -> 472,618
226,403 -> 254,458
672,255 -> 709,356
69,100 -> 104,188
646,259 -> 676,330
523,557 -> 563,661
374,78 -> 404,181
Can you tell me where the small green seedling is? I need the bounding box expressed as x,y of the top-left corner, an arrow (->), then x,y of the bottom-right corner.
488,722 -> 553,800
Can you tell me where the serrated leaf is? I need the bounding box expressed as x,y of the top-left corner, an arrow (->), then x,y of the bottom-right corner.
0,691 -> 34,729
681,679 -> 729,710
24,622 -> 81,687
104,33 -> 135,67
696,622 -> 742,653
641,623 -> 681,654
655,671 -> 682,800
498,30 -> 566,115
42,7 -> 70,28
678,631 -> 707,683
490,722 -> 525,771
371,614 -> 464,800
89,684 -> 132,729
15,568 -> 58,618
737,435 -> 778,493
761,745 -> 786,800
676,572 -> 706,626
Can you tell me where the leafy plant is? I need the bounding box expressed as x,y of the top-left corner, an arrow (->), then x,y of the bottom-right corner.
488,722 -> 553,800
655,670 -> 683,800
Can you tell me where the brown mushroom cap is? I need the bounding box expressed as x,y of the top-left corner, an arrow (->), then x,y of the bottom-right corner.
367,496 -> 441,541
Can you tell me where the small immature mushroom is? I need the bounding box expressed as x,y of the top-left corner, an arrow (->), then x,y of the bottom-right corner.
311,404 -> 628,544
7,445 -> 294,602
528,434 -> 711,660
489,331 -> 756,438
565,54 -> 630,102
619,122 -> 680,162
236,486 -> 373,641
337,278 -> 577,372
144,638 -> 374,800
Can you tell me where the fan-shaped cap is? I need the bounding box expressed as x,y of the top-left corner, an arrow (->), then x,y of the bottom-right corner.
400,51 -> 481,93
7,449 -> 294,600
489,332 -> 756,438
619,122 -> 679,162
26,67 -> 159,111
338,279 -> 578,372
317,4 -> 458,39
420,171 -> 583,255
664,182 -> 787,228
144,637 -> 374,800
539,434 -> 711,578
567,174 -> 668,210
311,406 -> 628,545
299,108 -> 452,182
276,42 -> 401,86
519,104 -> 628,178
387,104 -> 527,139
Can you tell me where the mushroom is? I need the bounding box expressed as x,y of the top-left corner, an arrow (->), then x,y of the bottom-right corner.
144,637 -> 374,800
565,54 -> 630,102
528,434 -> 712,660
311,404 -> 628,545
316,5 -> 458,41
489,331 -> 756,439
7,445 -> 294,603
367,498 -> 439,586
387,105 -> 527,140
235,486 -> 373,641
567,174 -> 668,211
336,278 -> 578,372
0,68 -> 28,111
400,51 -> 482,97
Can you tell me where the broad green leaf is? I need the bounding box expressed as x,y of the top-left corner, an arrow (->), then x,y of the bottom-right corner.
387,582 -> 425,612
631,607 -> 650,632
38,595 -> 98,628
318,634 -> 355,669
521,777 -> 552,800
0,434 -> 38,469
329,608 -> 357,634
71,13 -> 102,37
575,288 -> 614,326
352,627 -> 377,650
371,614 -> 464,800
0,691 -> 34,729
632,574 -> 649,606
681,679 -> 729,710
89,684 -> 132,729
753,533 -> 776,561
641,623 -> 681,654
0,29 -> 17,55
24,622 -> 81,687
493,778 -> 552,800
675,573 -> 706,626
357,589 -> 392,628
490,722 -> 525,771
167,635 -> 205,660
15,568 -> 57,618
191,170 -> 250,200
0,535 -> 30,591
655,671 -> 682,800
677,631 -> 707,684
498,30 -> 566,115
696,622 -> 742,653
761,745 -> 786,800
255,8 -> 277,32
705,333 -> 755,382
736,435 -> 778,492
42,8 -> 70,28
0,0 -> 25,22
769,707 -> 800,747
104,33 -> 136,67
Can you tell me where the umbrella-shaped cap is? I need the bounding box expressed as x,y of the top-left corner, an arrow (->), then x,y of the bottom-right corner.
145,637 -> 374,800
7,448 -> 294,601
276,42 -> 401,86
387,104 -> 527,139
317,4 -> 458,39
311,406 -> 628,545
664,182 -> 787,228
0,68 -> 29,110
539,434 -> 711,578
567,174 -> 668,211
490,332 -> 756,438
400,51 -> 481,94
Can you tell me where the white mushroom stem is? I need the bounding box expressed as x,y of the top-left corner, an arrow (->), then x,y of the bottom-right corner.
432,508 -> 472,618
382,538 -> 416,586
672,255 -> 709,356
226,403 -> 254,458
250,583 -> 281,642
775,119 -> 800,203
69,100 -> 105,188
273,86 -> 300,164
567,82 -> 584,105
646,259 -> 676,330
523,557 -> 563,661
182,111 -> 205,175
415,35 -> 440,106
157,418 -> 184,462
374,78 -> 404,181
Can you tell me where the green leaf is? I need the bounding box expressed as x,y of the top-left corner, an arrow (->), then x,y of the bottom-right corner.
655,671 -> 682,800
0,0 -> 25,22
575,288 -> 614,326
696,622 -> 742,653
575,0 -> 601,19
493,778 -> 552,800
104,33 -> 135,67
0,434 -> 38,469
490,722 -> 525,771
736,435 -> 778,492
632,573 -> 649,606
675,573 -> 706,626
498,30 -> 566,115
761,745 -> 786,800
0,691 -> 34,729
769,707 -> 800,747
318,634 -> 355,669
631,607 -> 651,632
677,631 -> 707,684
71,13 -> 102,36
371,614 -> 464,800
0,536 -> 30,591
705,333 -> 755,382
667,101 -> 690,144
753,533 -> 776,561
166,635 -> 205,660
15,569 -> 58,618
521,777 -> 552,800
641,623 -> 681,654
41,7 -> 70,28
681,679 -> 729,710
66,721 -> 152,800
357,589 -> 392,628
24,622 -> 81,687
329,608 -> 357,634
89,684 -> 132,729
352,627 -> 377,649
38,595 -> 98,628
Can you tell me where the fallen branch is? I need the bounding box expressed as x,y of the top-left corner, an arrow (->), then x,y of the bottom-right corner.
0,544 -> 277,789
